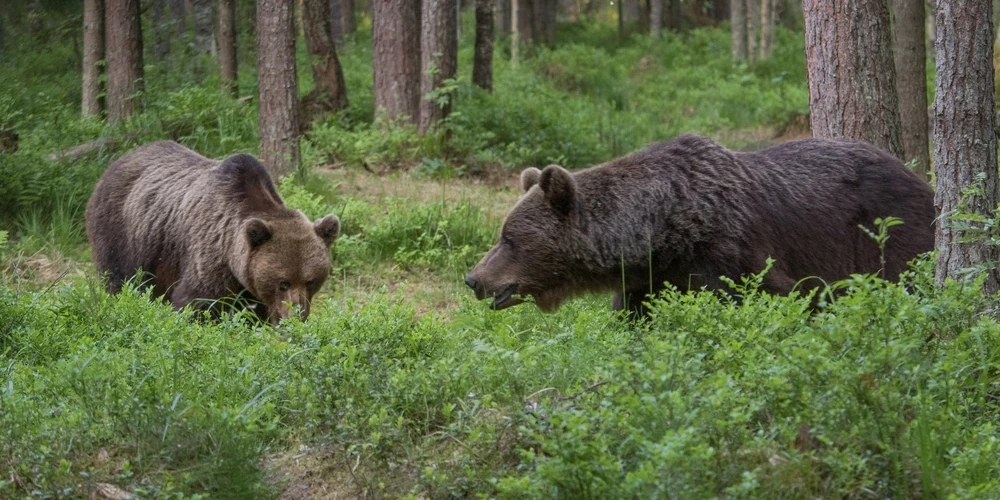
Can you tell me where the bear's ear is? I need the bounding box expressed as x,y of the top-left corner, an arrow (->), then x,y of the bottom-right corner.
538,165 -> 576,216
520,167 -> 541,192
314,214 -> 341,246
245,218 -> 272,249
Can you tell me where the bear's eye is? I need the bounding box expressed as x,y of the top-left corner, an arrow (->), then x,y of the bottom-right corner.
501,234 -> 514,249
278,281 -> 290,292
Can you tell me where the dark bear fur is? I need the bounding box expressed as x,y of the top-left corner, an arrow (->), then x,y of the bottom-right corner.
85,141 -> 340,323
465,134 -> 935,316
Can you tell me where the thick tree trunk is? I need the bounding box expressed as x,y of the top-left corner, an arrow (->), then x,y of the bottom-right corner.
473,0 -> 494,91
420,0 -> 458,134
218,0 -> 238,96
105,0 -> 143,123
193,0 -> 215,53
650,0 -> 663,36
496,0 -> 511,35
257,0 -> 300,178
933,0 -> 999,292
731,0 -> 747,60
302,0 -> 349,118
803,0 -> 903,158
83,0 -> 105,117
373,0 -> 421,123
893,0 -> 930,180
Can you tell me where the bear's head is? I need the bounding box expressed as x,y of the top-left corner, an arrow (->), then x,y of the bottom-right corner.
242,213 -> 340,323
465,165 -> 593,312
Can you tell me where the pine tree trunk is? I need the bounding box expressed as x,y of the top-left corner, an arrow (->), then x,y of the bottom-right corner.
518,0 -> 535,43
893,0 -> 930,180
330,0 -> 357,44
83,0 -> 105,117
473,0 -> 494,91
105,0 -> 143,123
623,0 -> 640,25
150,0 -> 171,60
257,0 -> 300,178
731,0 -> 746,60
650,0 -> 663,37
933,0 -> 999,292
746,0 -> 758,62
511,0 -> 520,66
420,0 -> 458,134
193,0 -> 215,54
218,0 -> 238,96
373,0 -> 421,123
302,0 -> 349,117
496,0 -> 511,35
758,0 -> 772,58
803,0 -> 903,158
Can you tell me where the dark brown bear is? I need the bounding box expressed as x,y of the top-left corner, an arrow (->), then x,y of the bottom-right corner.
465,134 -> 935,317
85,141 -> 340,323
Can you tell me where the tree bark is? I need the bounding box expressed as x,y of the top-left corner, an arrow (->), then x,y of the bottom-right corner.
803,0 -> 903,158
893,0 -> 930,180
622,0 -> 640,26
518,0 -> 535,43
218,0 -> 238,96
257,0 -> 300,178
473,0 -> 495,91
496,0 -> 511,35
731,0 -> 747,60
105,0 -> 143,123
759,0 -> 773,58
373,0 -> 421,124
420,0 -> 458,134
302,0 -> 349,117
511,0 -> 520,66
83,0 -> 105,118
746,0 -> 759,61
330,0 -> 357,44
535,0 -> 557,46
193,0 -> 215,54
933,0 -> 999,292
650,0 -> 663,37
150,0 -> 171,60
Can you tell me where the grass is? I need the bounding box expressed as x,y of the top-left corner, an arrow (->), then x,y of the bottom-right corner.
3,7 -> 997,499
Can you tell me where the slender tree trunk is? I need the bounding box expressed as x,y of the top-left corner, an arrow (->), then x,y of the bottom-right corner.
83,0 -> 105,117
151,0 -> 171,60
618,0 -> 625,38
803,0 -> 903,158
668,0 -> 681,31
518,0 -> 535,43
933,0 -> 999,292
302,0 -> 349,117
496,0 -> 511,35
759,0 -> 772,58
218,0 -> 238,96
420,0 -> 458,134
538,0 -> 557,46
511,0 -> 520,66
561,0 -> 579,21
650,0 -> 663,37
746,0 -> 758,62
105,0 -> 143,123
193,0 -> 215,53
893,0 -> 930,180
731,0 -> 747,60
473,0 -> 495,91
330,0 -> 357,43
623,0 -> 640,25
373,0 -> 421,123
258,0 -> 300,178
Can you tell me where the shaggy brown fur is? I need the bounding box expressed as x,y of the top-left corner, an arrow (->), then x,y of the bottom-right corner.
85,141 -> 340,323
465,134 -> 935,317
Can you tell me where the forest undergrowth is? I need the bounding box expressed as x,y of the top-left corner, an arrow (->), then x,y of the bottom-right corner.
2,12 -> 999,500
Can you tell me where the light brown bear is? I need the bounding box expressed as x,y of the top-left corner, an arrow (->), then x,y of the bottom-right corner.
465,134 -> 935,317
85,141 -> 340,323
